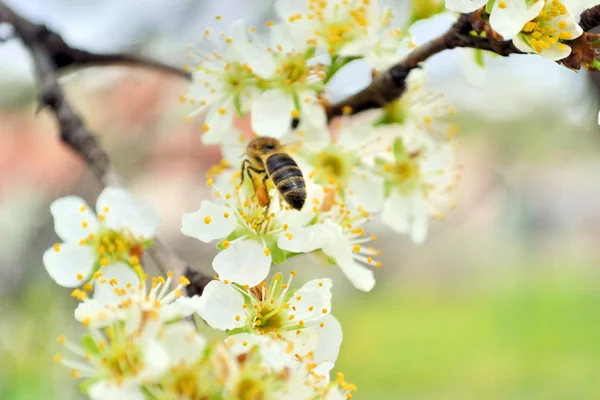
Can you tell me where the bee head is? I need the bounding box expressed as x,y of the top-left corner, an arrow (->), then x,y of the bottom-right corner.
247,137 -> 282,157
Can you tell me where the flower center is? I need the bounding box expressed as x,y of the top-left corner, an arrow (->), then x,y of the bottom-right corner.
307,1 -> 370,53
277,53 -> 309,84
99,327 -> 145,380
224,62 -> 254,90
255,306 -> 286,332
312,148 -> 355,186
520,0 -> 571,53
89,228 -> 143,267
235,378 -> 266,400
382,152 -> 422,194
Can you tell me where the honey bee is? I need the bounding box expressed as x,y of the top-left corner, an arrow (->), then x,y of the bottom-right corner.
241,137 -> 306,220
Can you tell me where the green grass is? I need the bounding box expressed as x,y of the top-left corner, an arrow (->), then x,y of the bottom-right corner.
335,272 -> 600,400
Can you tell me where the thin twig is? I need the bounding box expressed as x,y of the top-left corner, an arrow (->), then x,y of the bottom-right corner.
0,1 -> 208,296
326,6 -> 600,120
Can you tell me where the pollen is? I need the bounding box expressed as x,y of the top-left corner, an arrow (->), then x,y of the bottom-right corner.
235,315 -> 241,321
320,322 -> 325,328
204,216 -> 212,224
206,178 -> 214,187
53,353 -> 63,363
308,306 -> 314,312
291,270 -> 297,276
202,124 -> 210,132
290,109 -> 300,118
264,248 -> 271,256
222,240 -> 230,249
285,232 -> 293,240
352,244 -> 360,253
498,1 -> 507,8
242,341 -> 248,346
57,335 -> 66,344
299,320 -> 305,326
322,308 -> 327,314
342,105 -> 353,115
179,276 -> 190,286
78,205 -> 86,212
53,243 -> 61,252
318,281 -> 323,287
81,221 -> 88,228
223,212 -> 230,218
224,279 -> 230,284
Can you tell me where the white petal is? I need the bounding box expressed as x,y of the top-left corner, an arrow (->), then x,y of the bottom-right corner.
160,296 -> 204,322
181,200 -> 236,242
278,224 -> 329,253
74,300 -> 124,328
490,0 -> 543,39
159,321 -> 207,366
409,193 -> 429,245
96,187 -> 159,239
444,0 -> 487,12
230,21 -> 277,77
88,382 -> 146,400
198,280 -> 247,330
314,314 -> 343,364
205,98 -> 235,135
138,339 -> 170,381
337,259 -> 376,292
50,196 -> 98,242
92,262 -> 140,306
43,243 -> 95,287
213,239 -> 271,287
288,278 -> 333,324
251,90 -> 294,138
381,192 -> 411,234
348,171 -> 384,213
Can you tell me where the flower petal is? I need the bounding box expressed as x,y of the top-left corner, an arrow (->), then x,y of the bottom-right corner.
326,59 -> 373,104
251,90 -> 295,138
381,191 -> 411,234
348,171 -> 384,213
278,224 -> 328,253
74,300 -> 124,328
444,0 -> 488,12
288,278 -> 332,324
213,239 -> 271,287
50,196 -> 98,242
490,0 -> 543,39
92,262 -> 140,307
314,314 -> 343,364
158,321 -> 207,366
181,200 -> 236,242
96,187 -> 159,239
160,295 -> 204,322
88,382 -> 146,400
198,280 -> 247,330
138,339 -> 170,381
43,243 -> 95,287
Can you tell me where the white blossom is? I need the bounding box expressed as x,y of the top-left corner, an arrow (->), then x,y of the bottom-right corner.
181,180 -> 323,287
279,207 -> 379,292
43,187 -> 159,288
199,273 -> 342,363
512,0 -> 584,60
375,133 -> 458,244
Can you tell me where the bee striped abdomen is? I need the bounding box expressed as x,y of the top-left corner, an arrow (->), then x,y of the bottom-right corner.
266,153 -> 306,210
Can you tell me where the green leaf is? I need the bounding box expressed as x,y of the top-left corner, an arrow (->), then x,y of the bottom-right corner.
485,0 -> 495,13
474,49 -> 485,68
81,334 -> 100,355
392,137 -> 407,161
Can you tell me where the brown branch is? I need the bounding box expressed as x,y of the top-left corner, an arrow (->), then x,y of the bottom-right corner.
0,2 -> 191,79
0,1 -> 208,296
579,5 -> 600,32
325,14 -> 523,119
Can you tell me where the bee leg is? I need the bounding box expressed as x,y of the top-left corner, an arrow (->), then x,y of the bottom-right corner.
257,174 -> 271,225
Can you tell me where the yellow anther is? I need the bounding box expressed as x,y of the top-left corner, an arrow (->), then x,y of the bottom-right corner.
204,216 -> 212,224
179,276 -> 190,286
53,243 -> 61,252
222,240 -> 230,249
264,248 -> 271,256
81,221 -> 88,228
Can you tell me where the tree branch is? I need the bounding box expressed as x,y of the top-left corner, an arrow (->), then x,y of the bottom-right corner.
0,1 -> 208,295
0,2 -> 191,79
579,4 -> 600,32
326,5 -> 600,119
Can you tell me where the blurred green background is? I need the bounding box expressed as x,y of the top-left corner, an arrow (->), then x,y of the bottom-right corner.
2,1 -> 600,399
